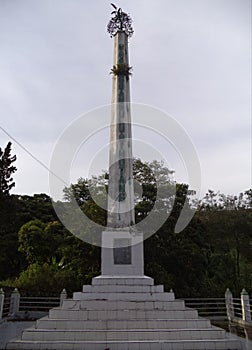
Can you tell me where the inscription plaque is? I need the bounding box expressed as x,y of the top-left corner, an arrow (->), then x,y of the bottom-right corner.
113,238 -> 132,264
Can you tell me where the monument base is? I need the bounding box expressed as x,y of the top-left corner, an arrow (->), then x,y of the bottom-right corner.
101,229 -> 144,276
7,276 -> 243,350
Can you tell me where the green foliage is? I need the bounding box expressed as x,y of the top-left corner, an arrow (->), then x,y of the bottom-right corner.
133,158 -> 174,222
18,193 -> 56,223
18,219 -> 64,264
0,194 -> 56,280
63,178 -> 91,206
199,189 -> 252,210
64,159 -> 175,226
58,232 -> 100,280
197,207 -> 252,296
110,64 -> 133,78
7,224 -> 101,295
1,154 -> 252,298
0,142 -> 17,197
13,260 -> 83,296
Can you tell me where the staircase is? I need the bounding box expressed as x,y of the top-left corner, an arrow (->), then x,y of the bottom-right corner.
6,276 -> 243,350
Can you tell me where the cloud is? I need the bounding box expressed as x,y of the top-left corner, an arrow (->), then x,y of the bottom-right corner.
0,0 -> 250,198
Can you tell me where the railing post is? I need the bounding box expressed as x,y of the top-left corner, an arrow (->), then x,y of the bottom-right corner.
60,288 -> 67,307
9,288 -> 20,316
0,288 -> 4,319
225,288 -> 234,321
241,288 -> 251,323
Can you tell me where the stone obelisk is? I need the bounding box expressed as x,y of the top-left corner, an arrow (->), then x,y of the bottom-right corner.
100,7 -> 145,277
107,31 -> 135,229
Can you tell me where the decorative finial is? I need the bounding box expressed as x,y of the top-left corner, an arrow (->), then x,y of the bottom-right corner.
107,4 -> 134,38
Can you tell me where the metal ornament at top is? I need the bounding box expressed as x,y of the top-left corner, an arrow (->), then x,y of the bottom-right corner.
107,3 -> 134,38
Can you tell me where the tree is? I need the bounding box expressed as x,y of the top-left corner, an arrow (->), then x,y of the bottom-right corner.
2,153 -> 251,298
0,142 -> 20,280
64,160 -> 204,295
63,178 -> 92,206
18,193 -> 56,223
133,158 -> 174,222
0,142 -> 17,197
18,219 -> 65,264
197,190 -> 252,295
63,158 -> 175,224
13,260 -> 83,296
199,189 -> 252,211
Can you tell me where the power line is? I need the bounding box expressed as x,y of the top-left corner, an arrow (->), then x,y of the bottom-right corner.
0,125 -> 68,187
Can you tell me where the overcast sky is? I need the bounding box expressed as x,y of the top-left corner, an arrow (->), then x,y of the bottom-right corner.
0,0 -> 251,200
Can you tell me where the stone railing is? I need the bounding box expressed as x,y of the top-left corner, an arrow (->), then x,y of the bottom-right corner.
183,297 -> 227,320
225,288 -> 252,326
0,288 -> 66,320
0,287 -> 251,325
183,289 -> 252,325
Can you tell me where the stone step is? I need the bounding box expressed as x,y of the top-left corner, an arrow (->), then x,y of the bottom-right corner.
6,338 -> 243,350
36,316 -> 212,330
21,327 -> 226,341
73,291 -> 175,301
82,284 -> 164,293
49,307 -> 199,320
62,299 -> 185,311
92,276 -> 154,286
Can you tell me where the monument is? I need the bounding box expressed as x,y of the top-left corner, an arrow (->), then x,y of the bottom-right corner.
7,6 -> 243,350
100,5 -> 145,279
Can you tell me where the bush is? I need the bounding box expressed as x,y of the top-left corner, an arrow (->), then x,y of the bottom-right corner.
13,261 -> 83,296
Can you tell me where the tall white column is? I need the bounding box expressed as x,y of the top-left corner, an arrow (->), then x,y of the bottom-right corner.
107,31 -> 135,229
100,31 -> 144,277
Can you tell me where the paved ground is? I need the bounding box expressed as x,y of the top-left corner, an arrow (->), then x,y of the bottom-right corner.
0,321 -> 35,350
226,331 -> 252,350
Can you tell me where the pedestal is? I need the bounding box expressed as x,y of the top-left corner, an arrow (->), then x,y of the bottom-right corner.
100,229 -> 144,276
